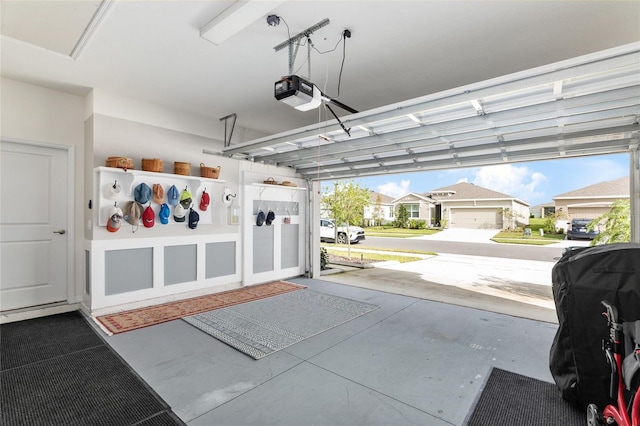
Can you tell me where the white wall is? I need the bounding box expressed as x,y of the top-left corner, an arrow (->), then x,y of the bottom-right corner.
1,78 -> 86,304
1,79 -> 309,313
89,89 -> 267,142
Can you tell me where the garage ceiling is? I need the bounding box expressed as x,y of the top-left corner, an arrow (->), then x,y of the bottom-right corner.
225,43 -> 640,180
1,1 -> 639,181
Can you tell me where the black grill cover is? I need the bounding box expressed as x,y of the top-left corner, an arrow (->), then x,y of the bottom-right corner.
550,243 -> 640,410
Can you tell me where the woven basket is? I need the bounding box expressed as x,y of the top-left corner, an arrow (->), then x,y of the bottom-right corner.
174,162 -> 191,176
200,163 -> 221,179
141,158 -> 163,172
263,177 -> 277,185
106,157 -> 134,170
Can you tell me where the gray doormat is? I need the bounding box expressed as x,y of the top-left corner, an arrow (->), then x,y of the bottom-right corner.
465,367 -> 584,425
1,311 -> 184,426
183,289 -> 379,359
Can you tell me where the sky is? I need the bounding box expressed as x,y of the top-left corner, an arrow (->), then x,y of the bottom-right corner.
323,153 -> 630,207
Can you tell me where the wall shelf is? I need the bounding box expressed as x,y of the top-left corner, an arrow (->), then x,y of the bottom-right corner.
252,183 -> 306,191
96,166 -> 226,185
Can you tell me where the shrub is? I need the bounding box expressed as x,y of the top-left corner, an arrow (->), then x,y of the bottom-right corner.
408,219 -> 426,229
320,247 -> 329,270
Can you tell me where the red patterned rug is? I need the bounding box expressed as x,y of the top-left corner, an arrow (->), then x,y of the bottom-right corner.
95,281 -> 306,335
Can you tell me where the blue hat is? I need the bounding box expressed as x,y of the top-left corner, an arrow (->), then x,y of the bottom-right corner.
134,183 -> 152,204
159,203 -> 170,224
167,185 -> 180,206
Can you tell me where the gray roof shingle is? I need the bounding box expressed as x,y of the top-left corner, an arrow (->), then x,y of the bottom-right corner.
425,182 -> 525,203
553,176 -> 629,199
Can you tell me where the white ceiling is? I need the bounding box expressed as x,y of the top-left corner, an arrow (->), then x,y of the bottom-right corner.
2,1 -> 639,178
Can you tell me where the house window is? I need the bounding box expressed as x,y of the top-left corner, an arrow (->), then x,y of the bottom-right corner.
407,204 -> 420,218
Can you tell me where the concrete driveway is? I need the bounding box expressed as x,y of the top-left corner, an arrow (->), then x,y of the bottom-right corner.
323,229 -> 591,323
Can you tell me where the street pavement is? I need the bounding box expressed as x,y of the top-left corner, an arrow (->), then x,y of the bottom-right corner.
322,229 -> 592,323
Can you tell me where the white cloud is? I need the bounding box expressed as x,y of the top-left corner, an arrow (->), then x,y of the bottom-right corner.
472,164 -> 547,203
377,180 -> 411,198
456,177 -> 468,183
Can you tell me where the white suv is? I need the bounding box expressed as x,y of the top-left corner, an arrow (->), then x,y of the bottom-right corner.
320,219 -> 365,244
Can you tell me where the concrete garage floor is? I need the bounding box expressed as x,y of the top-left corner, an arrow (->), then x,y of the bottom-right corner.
105,277 -> 558,425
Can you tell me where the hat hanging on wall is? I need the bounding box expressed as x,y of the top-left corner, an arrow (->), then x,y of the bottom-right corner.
256,210 -> 265,226
106,203 -> 123,232
159,203 -> 170,224
153,184 -> 165,204
174,204 -> 186,222
134,183 -> 152,204
188,208 -> 199,229
143,205 -> 155,228
123,201 -> 143,232
104,180 -> 122,200
180,187 -> 192,209
167,185 -> 180,205
200,189 -> 210,211
266,210 -> 275,226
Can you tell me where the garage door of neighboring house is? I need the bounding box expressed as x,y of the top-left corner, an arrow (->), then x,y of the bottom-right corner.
450,208 -> 503,229
568,207 -> 611,220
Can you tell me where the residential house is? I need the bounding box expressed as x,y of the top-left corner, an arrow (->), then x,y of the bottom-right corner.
391,193 -> 437,226
363,191 -> 395,226
427,182 -> 530,229
530,202 -> 555,218
553,176 -> 629,220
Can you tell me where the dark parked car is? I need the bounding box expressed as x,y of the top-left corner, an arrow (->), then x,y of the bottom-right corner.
567,218 -> 599,240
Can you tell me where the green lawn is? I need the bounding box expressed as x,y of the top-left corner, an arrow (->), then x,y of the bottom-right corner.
490,219 -> 567,245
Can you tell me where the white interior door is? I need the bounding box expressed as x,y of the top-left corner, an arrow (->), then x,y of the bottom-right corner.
0,141 -> 69,311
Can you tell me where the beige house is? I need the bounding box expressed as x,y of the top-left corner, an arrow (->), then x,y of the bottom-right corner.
363,191 -> 395,226
427,182 -> 530,229
391,193 -> 437,226
388,182 -> 530,229
553,176 -> 629,220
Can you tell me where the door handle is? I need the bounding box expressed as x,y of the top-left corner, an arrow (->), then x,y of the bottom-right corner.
53,229 -> 66,235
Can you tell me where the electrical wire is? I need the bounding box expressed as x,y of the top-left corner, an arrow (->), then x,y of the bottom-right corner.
309,31 -> 348,99
336,32 -> 347,99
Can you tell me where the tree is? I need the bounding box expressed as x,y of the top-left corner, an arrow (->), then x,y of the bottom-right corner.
321,181 -> 370,257
395,204 -> 409,228
373,194 -> 384,226
543,210 -> 568,234
588,199 -> 630,245
498,207 -> 523,230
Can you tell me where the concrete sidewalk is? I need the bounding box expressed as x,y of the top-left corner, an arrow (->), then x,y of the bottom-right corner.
414,228 -> 591,248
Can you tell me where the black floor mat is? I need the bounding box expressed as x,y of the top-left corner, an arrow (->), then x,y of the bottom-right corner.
1,311 -> 184,426
465,367 -> 585,425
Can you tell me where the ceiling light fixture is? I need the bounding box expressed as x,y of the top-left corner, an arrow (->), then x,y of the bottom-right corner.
407,113 -> 422,124
200,0 -> 286,46
470,99 -> 485,115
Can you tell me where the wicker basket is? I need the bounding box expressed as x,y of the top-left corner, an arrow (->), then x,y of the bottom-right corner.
263,177 -> 277,185
174,162 -> 191,176
141,158 -> 163,172
200,163 -> 221,179
106,157 -> 134,170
